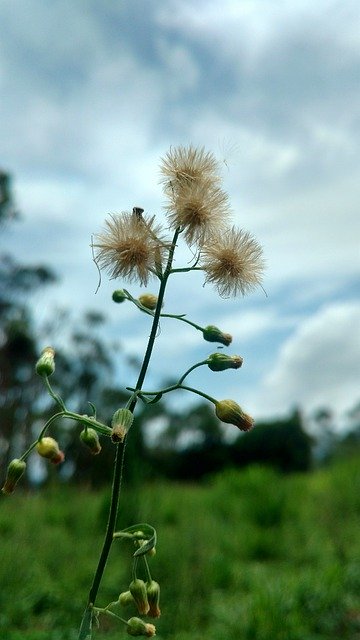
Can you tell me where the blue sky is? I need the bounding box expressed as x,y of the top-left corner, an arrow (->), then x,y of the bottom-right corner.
1,0 -> 359,429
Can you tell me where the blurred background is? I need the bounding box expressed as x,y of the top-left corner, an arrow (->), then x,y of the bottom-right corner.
1,1 -> 360,639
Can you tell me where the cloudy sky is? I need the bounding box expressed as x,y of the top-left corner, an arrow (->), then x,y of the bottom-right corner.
1,0 -> 359,430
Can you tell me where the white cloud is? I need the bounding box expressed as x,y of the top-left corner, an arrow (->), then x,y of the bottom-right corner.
257,301 -> 360,416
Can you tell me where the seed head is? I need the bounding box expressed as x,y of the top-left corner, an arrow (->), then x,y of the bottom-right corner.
94,212 -> 167,286
159,145 -> 221,195
201,226 -> 265,297
165,179 -> 231,245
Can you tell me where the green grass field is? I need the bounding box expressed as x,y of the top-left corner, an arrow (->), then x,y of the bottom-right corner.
1,456 -> 360,639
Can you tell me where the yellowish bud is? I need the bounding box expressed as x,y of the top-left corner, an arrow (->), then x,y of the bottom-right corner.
138,293 -> 158,310
207,353 -> 243,371
126,617 -> 156,637
129,578 -> 149,616
1,459 -> 26,495
36,437 -> 65,464
202,325 -> 232,346
119,590 -> 136,607
35,347 -> 55,377
215,399 -> 254,432
146,580 -> 161,618
111,408 -> 134,443
80,427 -> 102,455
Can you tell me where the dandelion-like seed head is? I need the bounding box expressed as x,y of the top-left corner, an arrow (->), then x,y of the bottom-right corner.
166,180 -> 231,245
93,212 -> 168,286
201,226 -> 265,297
159,145 -> 221,195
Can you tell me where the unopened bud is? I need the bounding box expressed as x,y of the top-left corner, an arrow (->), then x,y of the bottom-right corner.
129,578 -> 150,616
80,427 -> 101,455
112,289 -> 127,303
126,617 -> 156,637
36,437 -> 65,464
1,459 -> 26,495
146,580 -> 161,618
138,294 -> 158,311
215,399 -> 254,432
202,325 -> 232,346
35,347 -> 55,377
111,408 -> 134,443
207,353 -> 243,372
119,590 -> 135,607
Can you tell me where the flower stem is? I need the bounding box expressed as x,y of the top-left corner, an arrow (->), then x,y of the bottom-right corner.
78,228 -> 181,638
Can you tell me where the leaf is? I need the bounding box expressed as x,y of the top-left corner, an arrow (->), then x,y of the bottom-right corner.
120,523 -> 157,557
147,393 -> 163,404
78,606 -> 92,640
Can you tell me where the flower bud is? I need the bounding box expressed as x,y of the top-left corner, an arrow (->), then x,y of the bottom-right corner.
1,459 -> 27,495
35,347 -> 55,377
207,353 -> 243,372
80,427 -> 102,455
126,617 -> 156,637
146,580 -> 161,618
36,437 -> 65,464
202,325 -> 232,346
111,408 -> 134,443
215,399 -> 254,432
129,579 -> 150,616
112,289 -> 127,303
119,590 -> 136,607
138,294 -> 158,311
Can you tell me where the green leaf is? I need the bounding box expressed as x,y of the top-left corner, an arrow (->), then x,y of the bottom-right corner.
147,393 -> 163,404
78,606 -> 92,640
120,523 -> 157,557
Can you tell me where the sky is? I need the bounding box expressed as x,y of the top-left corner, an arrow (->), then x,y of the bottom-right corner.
1,0 -> 359,431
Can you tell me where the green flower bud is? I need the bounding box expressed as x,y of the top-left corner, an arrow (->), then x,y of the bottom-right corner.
112,289 -> 127,303
119,590 -> 136,607
111,408 -> 134,443
36,437 -> 65,464
146,580 -> 161,618
215,399 -> 254,432
129,578 -> 150,616
207,353 -> 243,372
80,427 -> 101,455
126,617 -> 156,637
35,347 -> 55,377
138,293 -> 158,310
1,459 -> 27,495
202,325 -> 232,346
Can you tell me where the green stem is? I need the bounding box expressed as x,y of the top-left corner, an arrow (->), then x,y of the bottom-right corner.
178,361 -> 208,385
142,554 -> 152,583
78,228 -> 181,637
178,384 -> 217,404
127,360 -> 208,400
44,376 -> 67,411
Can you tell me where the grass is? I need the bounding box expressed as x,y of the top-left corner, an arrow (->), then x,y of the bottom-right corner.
1,456 -> 360,639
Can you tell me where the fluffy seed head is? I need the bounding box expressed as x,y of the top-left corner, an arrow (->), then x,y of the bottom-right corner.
165,180 -> 231,245
201,226 -> 265,297
94,212 -> 168,286
159,144 -> 221,195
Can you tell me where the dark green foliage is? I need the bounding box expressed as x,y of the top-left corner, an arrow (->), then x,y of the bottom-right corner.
1,457 -> 360,639
230,408 -> 313,473
148,406 -> 313,480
